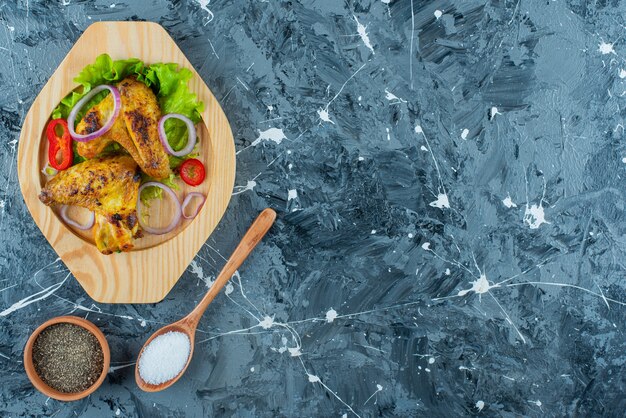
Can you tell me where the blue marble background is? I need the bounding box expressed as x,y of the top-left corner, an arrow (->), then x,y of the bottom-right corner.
1,0 -> 626,416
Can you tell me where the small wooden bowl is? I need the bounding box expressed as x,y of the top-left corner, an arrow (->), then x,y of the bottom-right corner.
23,316 -> 110,402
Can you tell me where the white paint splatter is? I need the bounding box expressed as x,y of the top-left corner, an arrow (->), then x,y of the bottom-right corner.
259,316 -> 274,329
458,273 -> 496,297
250,128 -> 287,147
371,229 -> 377,234
109,3 -> 116,7
189,260 -> 212,287
0,274 -> 69,317
619,69 -> 626,79
277,337 -> 289,353
524,203 -> 549,229
225,282 -> 234,295
415,124 -> 449,209
490,106 -> 501,120
364,384 -> 384,405
461,128 -> 469,140
317,108 -> 335,124
325,308 -> 338,323
445,268 -> 451,276
232,180 -> 257,195
115,408 -> 121,416
287,189 -> 298,201
420,145 -> 428,151
476,400 -> 485,411
622,157 -> 626,164
358,156 -> 365,161
318,63 -> 366,126
308,374 -> 321,383
428,357 -> 435,364
502,195 -> 517,208
384,89 -> 407,104
386,127 -> 391,141
288,347 -> 302,357
421,242 -> 431,250
429,193 -> 450,209
434,10 -> 443,19
353,15 -> 375,54
194,0 -> 214,25
409,0 -> 415,89
139,319 -> 147,327
250,367 -> 255,372
598,41 -> 616,55
408,233 -> 414,238
381,0 -> 390,3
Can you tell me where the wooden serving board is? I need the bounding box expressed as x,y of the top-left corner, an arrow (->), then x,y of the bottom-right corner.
17,22 -> 235,303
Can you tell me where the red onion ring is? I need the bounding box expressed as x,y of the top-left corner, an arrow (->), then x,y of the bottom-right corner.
41,161 -> 58,177
181,192 -> 206,220
59,205 -> 95,230
137,182 -> 182,235
68,85 -> 121,142
158,113 -> 197,157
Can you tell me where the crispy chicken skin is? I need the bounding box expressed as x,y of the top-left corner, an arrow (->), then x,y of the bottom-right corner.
75,94 -> 142,163
75,77 -> 171,180
119,77 -> 171,179
39,155 -> 142,254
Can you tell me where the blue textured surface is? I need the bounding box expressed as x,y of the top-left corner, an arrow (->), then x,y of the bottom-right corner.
1,0 -> 626,416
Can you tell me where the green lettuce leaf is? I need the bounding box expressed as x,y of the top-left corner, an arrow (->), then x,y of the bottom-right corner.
142,63 -> 204,151
139,173 -> 179,207
52,54 -> 144,120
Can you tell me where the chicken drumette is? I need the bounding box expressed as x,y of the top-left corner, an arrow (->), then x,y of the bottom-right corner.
75,77 -> 171,180
39,155 -> 142,254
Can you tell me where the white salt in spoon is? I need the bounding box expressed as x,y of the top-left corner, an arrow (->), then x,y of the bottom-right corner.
135,208 -> 276,392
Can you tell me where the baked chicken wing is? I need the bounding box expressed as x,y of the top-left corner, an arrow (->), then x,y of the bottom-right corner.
75,77 -> 171,180
118,77 -> 171,179
39,155 -> 142,254
75,94 -> 142,165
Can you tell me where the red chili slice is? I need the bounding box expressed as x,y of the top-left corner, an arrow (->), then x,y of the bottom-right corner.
179,158 -> 206,186
46,119 -> 73,171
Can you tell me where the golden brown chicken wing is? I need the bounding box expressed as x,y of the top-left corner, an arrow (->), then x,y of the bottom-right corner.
118,77 -> 171,179
75,77 -> 171,180
39,155 -> 142,254
75,94 -> 141,162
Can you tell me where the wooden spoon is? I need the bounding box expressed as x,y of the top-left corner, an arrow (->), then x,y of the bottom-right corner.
135,208 -> 276,392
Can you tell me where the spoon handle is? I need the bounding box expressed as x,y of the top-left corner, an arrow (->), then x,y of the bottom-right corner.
186,208 -> 277,327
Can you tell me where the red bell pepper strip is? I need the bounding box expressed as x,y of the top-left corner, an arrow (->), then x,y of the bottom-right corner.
46,119 -> 73,171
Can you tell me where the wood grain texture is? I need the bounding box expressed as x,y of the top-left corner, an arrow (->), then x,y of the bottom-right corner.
17,22 -> 235,303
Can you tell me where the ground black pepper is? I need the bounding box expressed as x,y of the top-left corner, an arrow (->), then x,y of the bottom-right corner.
32,323 -> 104,393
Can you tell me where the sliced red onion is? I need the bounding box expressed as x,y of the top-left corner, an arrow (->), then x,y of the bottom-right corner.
41,161 -> 58,177
158,113 -> 197,157
181,192 -> 206,220
137,182 -> 182,235
68,84 -> 121,142
60,205 -> 95,230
